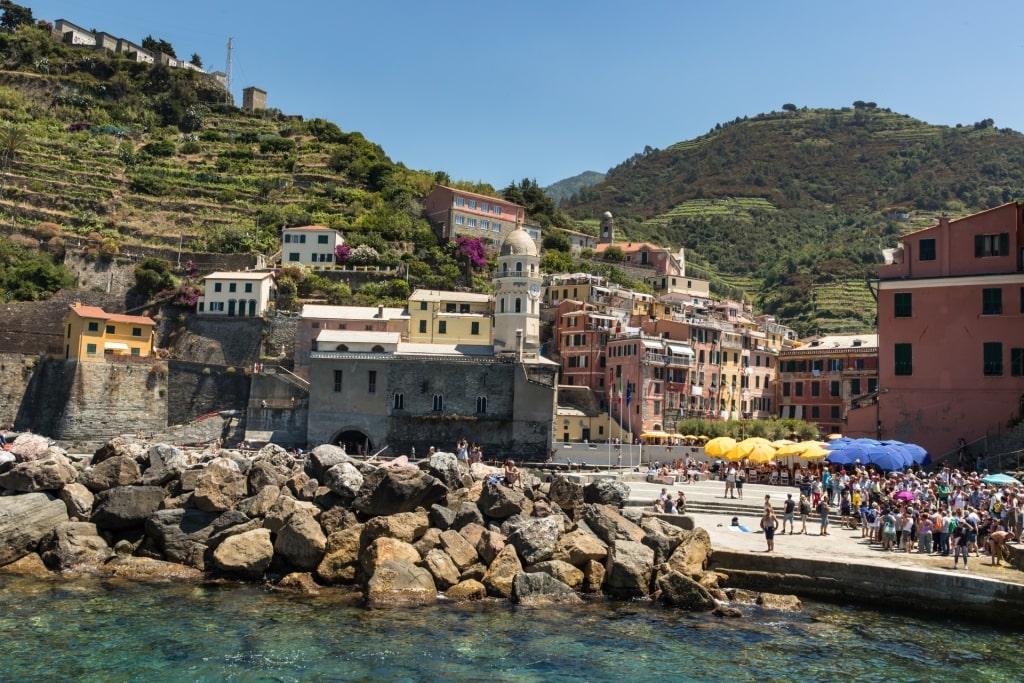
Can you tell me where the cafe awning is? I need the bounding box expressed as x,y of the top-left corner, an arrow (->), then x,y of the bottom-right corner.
667,343 -> 694,356
104,342 -> 129,351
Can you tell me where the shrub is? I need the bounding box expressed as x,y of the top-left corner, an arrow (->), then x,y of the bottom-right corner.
179,141 -> 201,154
202,367 -> 211,375
33,222 -> 61,240
129,174 -> 169,196
259,137 -> 295,154
141,139 -> 176,157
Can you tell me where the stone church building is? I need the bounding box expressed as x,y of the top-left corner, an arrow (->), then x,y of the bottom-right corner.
306,225 -> 558,460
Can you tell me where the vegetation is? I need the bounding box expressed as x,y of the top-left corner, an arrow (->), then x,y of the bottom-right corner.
562,104 -> 1024,334
674,418 -> 820,441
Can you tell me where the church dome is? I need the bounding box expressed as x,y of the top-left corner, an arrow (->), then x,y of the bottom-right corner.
499,226 -> 538,257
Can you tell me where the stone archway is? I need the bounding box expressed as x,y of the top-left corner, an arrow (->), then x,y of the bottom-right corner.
332,428 -> 373,457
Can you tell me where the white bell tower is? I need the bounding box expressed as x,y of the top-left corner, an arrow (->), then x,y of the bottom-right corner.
493,224 -> 541,355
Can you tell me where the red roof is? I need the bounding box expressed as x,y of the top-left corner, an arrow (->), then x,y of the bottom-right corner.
68,305 -> 154,326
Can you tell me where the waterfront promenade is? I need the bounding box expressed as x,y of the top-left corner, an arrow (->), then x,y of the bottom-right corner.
620,475 -> 1024,586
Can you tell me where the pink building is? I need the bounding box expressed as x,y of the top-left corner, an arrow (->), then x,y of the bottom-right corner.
423,185 -> 531,250
868,203 -> 1024,459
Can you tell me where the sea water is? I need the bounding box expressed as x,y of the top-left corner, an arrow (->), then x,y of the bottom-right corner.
0,574 -> 1018,683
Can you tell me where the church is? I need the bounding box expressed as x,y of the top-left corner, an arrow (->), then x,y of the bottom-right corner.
305,225 -> 559,460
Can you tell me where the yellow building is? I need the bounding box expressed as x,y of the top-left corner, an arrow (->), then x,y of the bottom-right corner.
64,303 -> 155,361
407,290 -> 492,345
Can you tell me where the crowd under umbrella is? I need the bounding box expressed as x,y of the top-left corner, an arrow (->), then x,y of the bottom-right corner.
823,437 -> 933,471
704,437 -> 737,458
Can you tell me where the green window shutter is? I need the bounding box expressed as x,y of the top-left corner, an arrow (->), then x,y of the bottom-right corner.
975,234 -> 984,257
999,232 -> 1010,256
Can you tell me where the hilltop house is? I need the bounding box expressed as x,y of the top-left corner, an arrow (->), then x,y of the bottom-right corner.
281,226 -> 345,270
64,303 -> 155,361
423,185 -> 539,251
197,271 -> 276,317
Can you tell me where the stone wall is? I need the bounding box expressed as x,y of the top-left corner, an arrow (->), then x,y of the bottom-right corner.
171,318 -> 266,368
166,360 -> 250,426
56,359 -> 167,442
0,354 -> 70,434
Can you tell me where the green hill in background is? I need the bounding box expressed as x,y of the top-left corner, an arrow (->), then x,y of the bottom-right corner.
560,105 -> 1024,334
545,170 -> 605,206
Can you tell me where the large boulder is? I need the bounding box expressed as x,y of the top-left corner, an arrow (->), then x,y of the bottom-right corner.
504,517 -> 562,566
445,579 -> 487,601
525,560 -> 584,590
481,543 -> 522,598
307,444 -> 351,481
352,468 -> 448,516
40,521 -> 112,571
359,537 -> 421,578
582,559 -> 605,593
360,510 -> 430,546
143,444 -> 188,485
0,492 -> 70,566
477,482 -> 530,519
757,593 -> 803,611
211,528 -> 275,578
664,528 -> 713,577
81,455 -> 142,493
238,485 -> 281,519
273,510 -> 327,571
583,479 -> 631,507
8,433 -> 52,462
422,548 -> 462,590
657,570 -> 717,611
428,504 -> 456,531
145,508 -> 251,570
58,482 -> 95,520
90,485 -> 165,531
581,504 -> 646,545
247,454 -> 296,492
0,449 -> 78,492
323,462 -> 364,500
551,528 -> 609,567
476,528 -> 506,567
365,559 -> 438,606
315,524 -> 364,584
548,476 -> 584,513
439,529 -> 479,570
451,501 -> 485,530
193,457 -> 249,512
511,572 -> 581,605
640,516 -> 686,565
604,540 -> 655,599
423,451 -> 467,491
91,437 -> 138,465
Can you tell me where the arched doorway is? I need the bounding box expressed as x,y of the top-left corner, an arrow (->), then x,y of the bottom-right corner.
334,429 -> 373,456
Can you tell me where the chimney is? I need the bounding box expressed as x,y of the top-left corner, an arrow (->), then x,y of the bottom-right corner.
377,305 -> 383,319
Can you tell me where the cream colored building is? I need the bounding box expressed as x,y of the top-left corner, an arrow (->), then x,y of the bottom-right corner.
407,290 -> 492,345
197,271 -> 276,317
281,225 -> 345,269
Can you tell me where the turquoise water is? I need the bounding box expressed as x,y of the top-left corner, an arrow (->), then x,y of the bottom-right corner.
0,574 -> 1019,682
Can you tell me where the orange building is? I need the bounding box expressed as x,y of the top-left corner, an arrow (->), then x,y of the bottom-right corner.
64,303 -> 155,361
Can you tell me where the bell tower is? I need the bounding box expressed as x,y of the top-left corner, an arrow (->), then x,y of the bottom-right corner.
493,224 -> 541,355
599,211 -> 615,244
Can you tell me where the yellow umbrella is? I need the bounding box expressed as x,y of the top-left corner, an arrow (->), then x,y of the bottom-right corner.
774,441 -> 809,457
704,436 -> 736,457
697,435 -> 710,441
724,438 -> 775,463
747,443 -> 778,464
772,439 -> 795,448
825,433 -> 844,441
681,434 -> 698,440
799,443 -> 830,460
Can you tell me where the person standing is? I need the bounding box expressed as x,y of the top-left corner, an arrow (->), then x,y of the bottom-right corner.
761,507 -> 778,552
782,494 -> 796,535
724,465 -> 737,499
735,469 -> 745,500
818,497 -> 831,536
799,494 -> 811,534
952,511 -> 970,570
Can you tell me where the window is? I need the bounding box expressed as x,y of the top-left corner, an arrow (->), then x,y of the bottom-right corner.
106,325 -> 115,334
299,235 -> 306,243
829,381 -> 839,397
811,382 -> 820,397
831,406 -> 841,419
1012,348 -> 1024,376
471,321 -> 480,335
210,302 -> 224,312
851,379 -> 861,395
468,200 -> 477,209
1021,287 -> 1024,314
975,232 -> 1010,257
782,382 -> 790,397
288,253 -> 299,262
455,196 -> 465,207
131,347 -> 140,357
654,400 -> 661,416
418,320 -> 427,334
894,292 -> 912,317
811,406 -> 820,419
515,298 -> 522,313
393,392 -> 404,410
245,283 -> 253,293
432,394 -> 444,412
982,288 -> 1002,315
894,343 -> 913,376
493,206 -> 502,215
132,327 -> 142,337
318,234 -> 328,244
419,301 -> 427,310
333,370 -> 343,392
868,378 -> 878,393
983,342 -> 1003,376
795,383 -> 803,397
229,283 -> 237,293
284,234 -> 292,243
476,396 -> 487,413
438,321 -> 447,334
88,322 -> 99,332
86,343 -> 97,355
368,370 -> 377,393
454,215 -> 464,225
919,238 -> 936,261
460,303 -> 471,313
445,303 -> 456,313
481,203 -> 489,212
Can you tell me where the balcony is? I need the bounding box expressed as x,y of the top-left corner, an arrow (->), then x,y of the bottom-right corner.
644,352 -> 692,367
720,337 -> 743,350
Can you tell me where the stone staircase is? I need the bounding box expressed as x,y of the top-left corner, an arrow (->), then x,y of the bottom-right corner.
624,487 -> 848,526
982,419 -> 1024,472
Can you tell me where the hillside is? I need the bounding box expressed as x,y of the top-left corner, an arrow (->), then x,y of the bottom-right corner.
545,170 -> 605,206
561,105 -> 1024,333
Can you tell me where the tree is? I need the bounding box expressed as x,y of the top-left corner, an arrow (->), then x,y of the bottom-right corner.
142,35 -> 176,57
782,103 -> 797,112
190,53 -> 202,68
132,258 -> 176,297
0,123 -> 28,202
0,1 -> 33,32
603,245 -> 624,262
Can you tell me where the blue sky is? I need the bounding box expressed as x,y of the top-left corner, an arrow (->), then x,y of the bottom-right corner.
33,1 -> 1024,189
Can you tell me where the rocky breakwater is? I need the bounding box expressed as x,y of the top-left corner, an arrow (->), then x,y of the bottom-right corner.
0,434 -> 799,614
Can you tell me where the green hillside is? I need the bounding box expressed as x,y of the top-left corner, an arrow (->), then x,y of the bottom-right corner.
563,105 -> 1024,333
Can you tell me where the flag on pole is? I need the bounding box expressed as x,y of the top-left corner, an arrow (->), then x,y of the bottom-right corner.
618,377 -> 623,404
626,381 -> 633,406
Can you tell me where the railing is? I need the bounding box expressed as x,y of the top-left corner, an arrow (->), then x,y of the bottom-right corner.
644,352 -> 692,367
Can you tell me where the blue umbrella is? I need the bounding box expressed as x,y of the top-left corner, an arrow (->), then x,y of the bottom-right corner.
982,473 -> 1020,486
826,440 -> 910,471
866,447 -> 911,472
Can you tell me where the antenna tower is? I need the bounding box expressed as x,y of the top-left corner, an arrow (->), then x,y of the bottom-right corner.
224,37 -> 233,104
